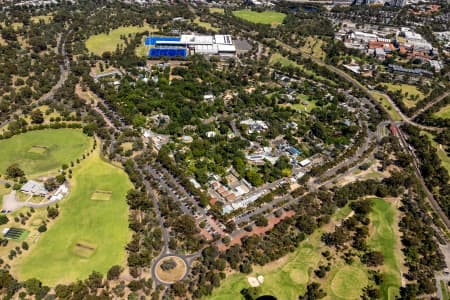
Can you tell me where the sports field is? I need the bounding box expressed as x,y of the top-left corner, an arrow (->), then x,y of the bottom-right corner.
86,24 -> 156,56
434,104 -> 450,119
0,129 -> 91,178
368,198 -> 402,299
13,145 -> 132,286
232,10 -> 286,26
382,83 -> 425,108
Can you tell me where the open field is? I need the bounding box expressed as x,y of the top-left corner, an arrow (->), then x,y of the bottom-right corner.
300,37 -> 326,60
423,132 -> 450,177
13,144 -> 132,286
210,8 -> 225,14
434,104 -> 450,119
232,10 -> 286,26
371,91 -> 403,121
86,24 -> 156,56
193,17 -> 218,32
0,129 -> 92,178
368,198 -> 402,299
382,83 -> 426,109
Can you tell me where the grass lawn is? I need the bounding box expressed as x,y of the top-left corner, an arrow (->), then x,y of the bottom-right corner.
22,105 -> 68,126
324,263 -> 369,299
208,198 -> 404,300
210,8 -> 225,14
13,144 -> 132,286
269,53 -> 330,84
232,10 -> 286,26
1,22 -> 23,30
423,132 -> 450,177
30,15 -> 52,24
368,198 -> 402,299
0,185 -> 10,207
371,91 -> 403,121
434,104 -> 450,119
136,36 -> 150,57
0,129 -> 92,178
291,100 -> 317,113
193,17 -> 218,32
86,24 -> 156,56
121,142 -> 133,151
300,37 -> 326,60
206,206 -> 352,300
382,83 -> 425,109
441,280 -> 450,300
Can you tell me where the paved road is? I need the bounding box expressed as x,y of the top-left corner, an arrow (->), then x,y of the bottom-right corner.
411,91 -> 450,120
380,92 -> 443,132
274,39 -> 444,133
76,87 -> 119,132
272,38 -> 450,231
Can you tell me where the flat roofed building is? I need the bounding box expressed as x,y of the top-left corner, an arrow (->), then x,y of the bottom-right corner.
300,158 -> 311,167
148,33 -> 236,58
181,34 -> 214,45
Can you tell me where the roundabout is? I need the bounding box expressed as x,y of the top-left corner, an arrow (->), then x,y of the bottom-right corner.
153,255 -> 189,285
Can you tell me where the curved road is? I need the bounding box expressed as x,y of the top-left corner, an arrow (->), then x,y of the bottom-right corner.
271,38 -> 450,230
411,91 -> 450,120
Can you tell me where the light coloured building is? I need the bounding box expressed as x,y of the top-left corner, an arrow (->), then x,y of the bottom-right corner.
21,180 -> 48,197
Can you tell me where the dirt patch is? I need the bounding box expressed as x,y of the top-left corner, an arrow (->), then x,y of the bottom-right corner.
155,256 -> 187,284
28,145 -> 49,154
91,190 -> 112,201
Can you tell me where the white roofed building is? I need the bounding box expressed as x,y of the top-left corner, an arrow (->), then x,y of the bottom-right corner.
150,33 -> 236,58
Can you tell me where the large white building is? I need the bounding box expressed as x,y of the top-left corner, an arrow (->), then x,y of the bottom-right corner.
399,28 -> 433,51
149,34 -> 237,58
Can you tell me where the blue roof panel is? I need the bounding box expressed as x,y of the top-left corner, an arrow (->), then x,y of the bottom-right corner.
149,48 -> 187,58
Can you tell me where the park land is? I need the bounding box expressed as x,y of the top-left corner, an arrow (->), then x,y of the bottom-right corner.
13,142 -> 132,286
